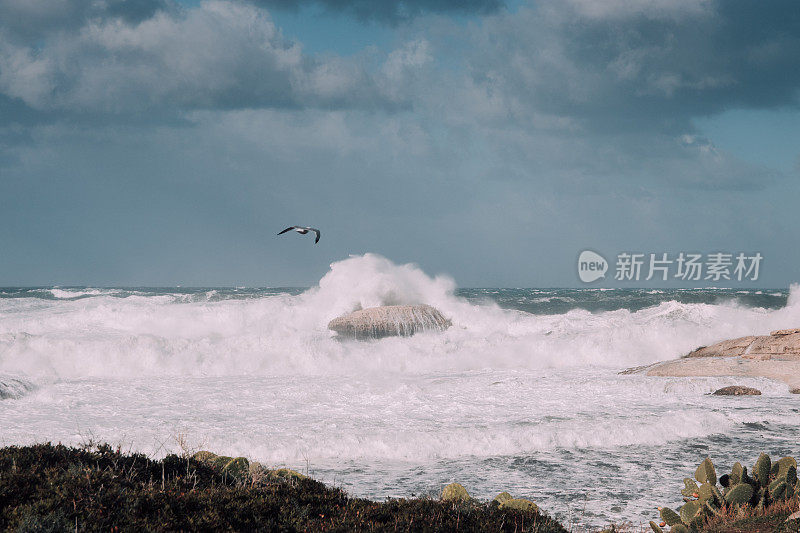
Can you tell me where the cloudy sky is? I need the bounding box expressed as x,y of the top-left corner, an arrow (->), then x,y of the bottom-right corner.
1,0 -> 798,287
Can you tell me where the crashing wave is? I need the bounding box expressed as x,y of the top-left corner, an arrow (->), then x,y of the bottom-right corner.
0,376 -> 36,400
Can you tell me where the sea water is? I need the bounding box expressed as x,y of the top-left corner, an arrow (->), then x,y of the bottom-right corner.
1,253 -> 798,529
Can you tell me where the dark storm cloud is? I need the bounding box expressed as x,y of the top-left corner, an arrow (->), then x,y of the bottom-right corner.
249,0 -> 503,24
0,0 -> 169,43
465,0 -> 800,135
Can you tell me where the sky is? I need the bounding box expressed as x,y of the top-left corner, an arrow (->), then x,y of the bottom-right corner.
0,0 -> 798,287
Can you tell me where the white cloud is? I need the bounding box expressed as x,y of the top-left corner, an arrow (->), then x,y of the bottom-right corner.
0,0 -> 425,113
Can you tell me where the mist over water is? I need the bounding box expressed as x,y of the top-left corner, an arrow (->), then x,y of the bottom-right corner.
1,253 -> 799,528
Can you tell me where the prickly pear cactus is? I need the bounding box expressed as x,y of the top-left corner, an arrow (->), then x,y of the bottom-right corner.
696,482 -> 714,503
786,465 -> 797,487
754,453 -> 771,487
659,507 -> 682,526
772,456 -> 796,478
655,454 -> 798,531
730,462 -> 743,485
772,480 -> 787,501
679,500 -> 702,527
695,457 -> 716,485
724,483 -> 754,505
710,484 -> 724,506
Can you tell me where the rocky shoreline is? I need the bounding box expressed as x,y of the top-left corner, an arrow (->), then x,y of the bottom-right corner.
624,328 -> 800,390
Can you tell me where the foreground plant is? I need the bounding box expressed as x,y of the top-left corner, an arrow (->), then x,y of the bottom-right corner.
651,454 -> 798,532
0,443 -> 567,532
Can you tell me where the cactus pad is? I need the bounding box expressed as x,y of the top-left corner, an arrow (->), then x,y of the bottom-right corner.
725,483 -> 754,505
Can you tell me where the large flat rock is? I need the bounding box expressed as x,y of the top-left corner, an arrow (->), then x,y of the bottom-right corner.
624,329 -> 800,389
328,304 -> 451,339
684,330 -> 800,359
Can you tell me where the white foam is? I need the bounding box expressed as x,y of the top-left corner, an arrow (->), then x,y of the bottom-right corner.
0,374 -> 36,399
0,259 -> 797,530
0,254 -> 798,380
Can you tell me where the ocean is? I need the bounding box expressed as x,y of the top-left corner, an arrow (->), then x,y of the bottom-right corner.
1,253 -> 798,529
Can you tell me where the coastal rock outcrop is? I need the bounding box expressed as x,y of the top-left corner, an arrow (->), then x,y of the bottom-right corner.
685,328 -> 800,359
441,482 -> 470,502
328,304 -> 451,339
624,328 -> 800,389
712,385 -> 762,396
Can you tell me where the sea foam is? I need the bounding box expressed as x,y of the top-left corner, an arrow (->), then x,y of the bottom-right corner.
0,254 -> 798,381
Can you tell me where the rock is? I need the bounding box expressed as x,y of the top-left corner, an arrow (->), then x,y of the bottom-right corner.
328,304 -> 451,339
222,457 -> 250,479
441,482 -> 470,502
493,491 -> 513,505
192,450 -> 218,462
192,451 -> 250,480
267,468 -> 307,481
791,388 -> 800,394
685,336 -> 758,358
685,330 -> 800,359
771,328 -> 800,336
623,327 -> 800,389
712,386 -> 762,396
499,498 -> 538,512
249,462 -> 308,484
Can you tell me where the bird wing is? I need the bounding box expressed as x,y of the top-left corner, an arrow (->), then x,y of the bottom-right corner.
311,228 -> 321,243
277,226 -> 297,235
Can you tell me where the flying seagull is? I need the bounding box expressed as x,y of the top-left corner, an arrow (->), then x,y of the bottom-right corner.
278,226 -> 321,244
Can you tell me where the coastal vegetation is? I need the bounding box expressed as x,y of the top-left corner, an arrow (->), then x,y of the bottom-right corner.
2,443 -> 799,532
650,454 -> 799,533
0,443 -> 566,532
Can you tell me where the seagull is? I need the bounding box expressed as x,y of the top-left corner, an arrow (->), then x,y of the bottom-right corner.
277,226 -> 321,244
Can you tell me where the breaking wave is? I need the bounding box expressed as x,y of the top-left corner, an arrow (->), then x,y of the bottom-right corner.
0,253 -> 798,380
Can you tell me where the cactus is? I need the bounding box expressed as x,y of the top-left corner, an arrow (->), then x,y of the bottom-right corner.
679,500 -> 702,525
786,465 -> 797,487
771,480 -> 787,501
680,478 -> 700,497
695,457 -> 716,485
710,484 -> 724,506
754,453 -> 771,487
725,483 -> 754,505
659,507 -> 682,526
649,521 -> 664,533
730,462 -> 743,485
696,482 -> 714,503
655,454 -> 797,529
757,487 -> 767,508
704,499 -> 721,516
772,456 -> 797,478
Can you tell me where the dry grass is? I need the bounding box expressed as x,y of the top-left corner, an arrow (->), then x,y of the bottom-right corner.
699,494 -> 800,533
